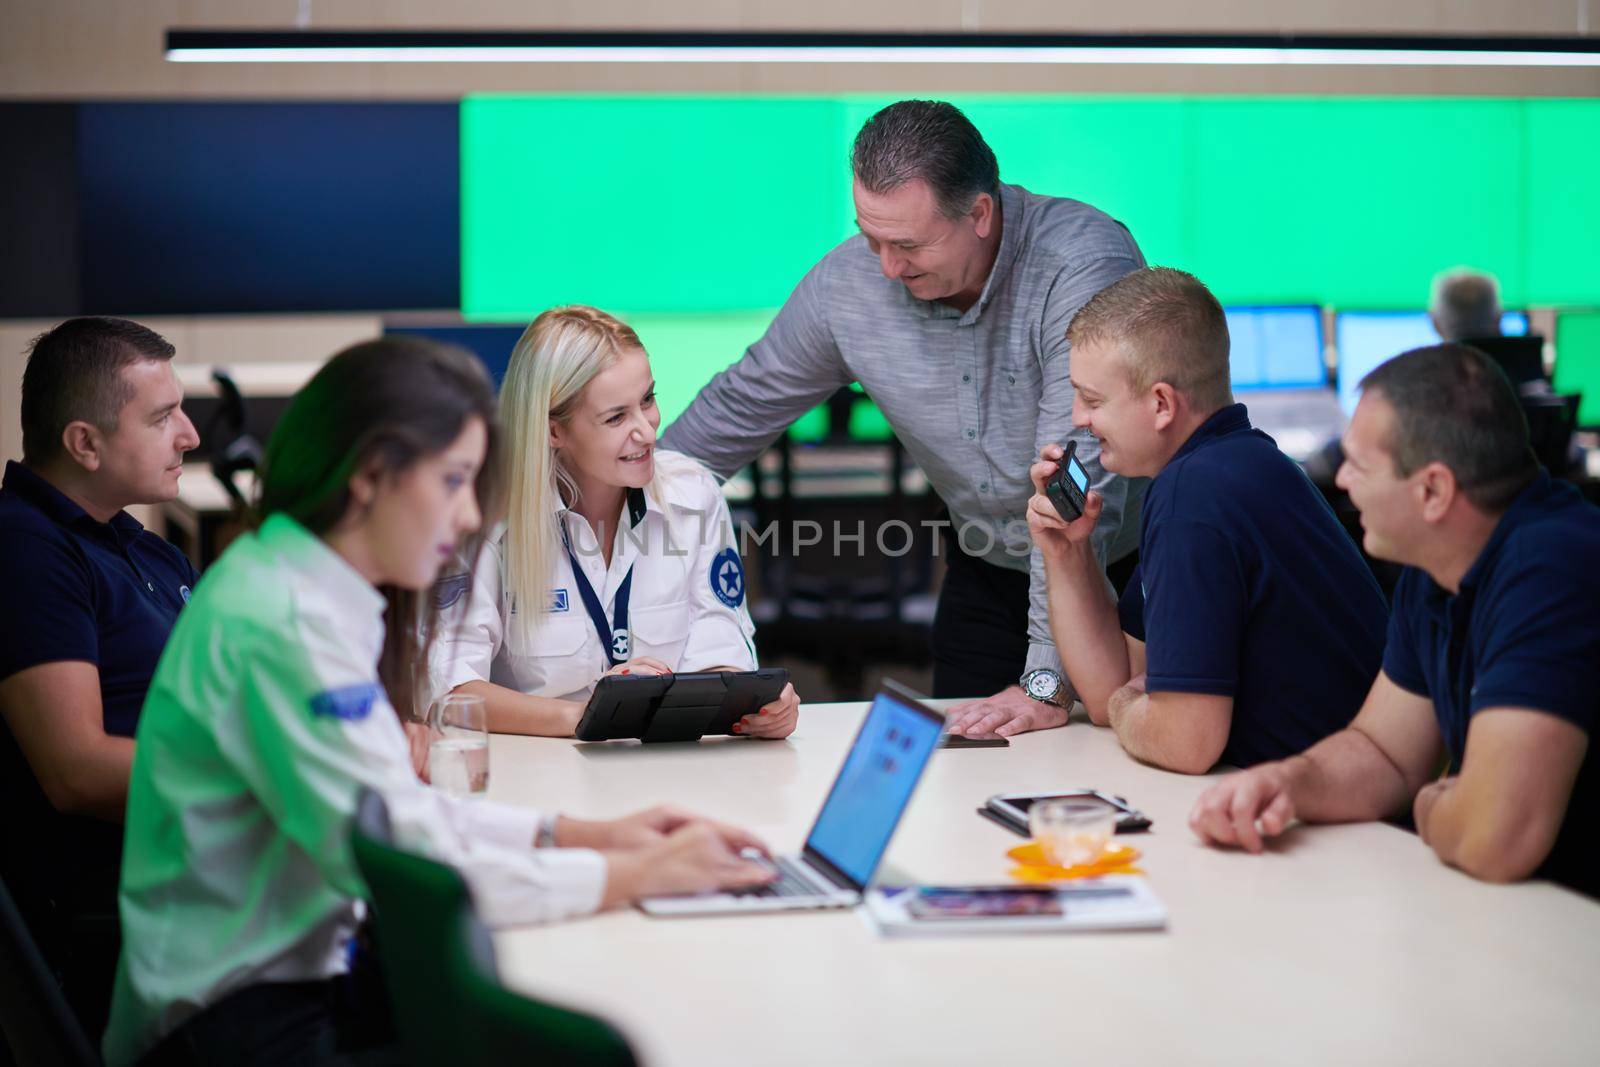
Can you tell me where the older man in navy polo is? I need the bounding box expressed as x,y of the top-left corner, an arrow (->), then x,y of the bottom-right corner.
0,317 -> 200,1031
1193,343 -> 1600,897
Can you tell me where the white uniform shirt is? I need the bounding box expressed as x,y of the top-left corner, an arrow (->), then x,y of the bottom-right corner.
429,450 -> 757,707
104,514 -> 606,1067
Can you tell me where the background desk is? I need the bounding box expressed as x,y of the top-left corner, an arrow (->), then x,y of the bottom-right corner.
488,702 -> 1600,1066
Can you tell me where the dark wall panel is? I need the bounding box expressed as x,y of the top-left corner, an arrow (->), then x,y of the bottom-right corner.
0,103 -> 82,317
384,323 -> 525,386
77,102 -> 458,314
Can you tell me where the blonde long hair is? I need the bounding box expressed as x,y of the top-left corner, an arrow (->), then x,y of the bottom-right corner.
501,305 -> 651,644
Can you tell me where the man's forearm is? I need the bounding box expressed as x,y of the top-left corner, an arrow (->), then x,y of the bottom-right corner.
1106,687 -> 1155,758
1106,688 -> 1226,775
61,735 -> 134,822
1044,543 -> 1130,723
1420,778 -> 1550,884
1280,727 -> 1416,824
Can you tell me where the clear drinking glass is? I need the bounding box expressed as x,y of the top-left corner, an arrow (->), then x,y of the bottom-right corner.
1029,798 -> 1116,867
429,693 -> 489,798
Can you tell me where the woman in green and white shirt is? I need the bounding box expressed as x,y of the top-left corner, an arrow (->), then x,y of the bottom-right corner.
105,337 -> 772,1067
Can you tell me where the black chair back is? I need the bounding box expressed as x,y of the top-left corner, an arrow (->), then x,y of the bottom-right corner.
0,877 -> 100,1067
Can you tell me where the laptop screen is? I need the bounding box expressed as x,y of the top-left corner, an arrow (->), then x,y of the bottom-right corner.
803,688 -> 944,888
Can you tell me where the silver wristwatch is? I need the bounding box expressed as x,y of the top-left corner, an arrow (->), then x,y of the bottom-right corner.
1019,667 -> 1067,707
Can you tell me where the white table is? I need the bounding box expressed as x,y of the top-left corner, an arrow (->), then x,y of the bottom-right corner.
489,701 -> 1600,1066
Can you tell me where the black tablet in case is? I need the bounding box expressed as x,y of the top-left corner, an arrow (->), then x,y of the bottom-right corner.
573,668 -> 790,743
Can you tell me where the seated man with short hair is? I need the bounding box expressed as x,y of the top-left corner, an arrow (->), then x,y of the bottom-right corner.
1191,343 -> 1599,895
0,317 -> 200,1032
951,268 -> 1387,776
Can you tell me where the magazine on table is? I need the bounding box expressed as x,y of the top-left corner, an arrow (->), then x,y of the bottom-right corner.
862,876 -> 1167,937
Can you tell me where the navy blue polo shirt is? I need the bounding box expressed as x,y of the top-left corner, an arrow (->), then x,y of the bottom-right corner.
1118,404 -> 1388,768
0,460 -> 197,960
1383,474 -> 1600,897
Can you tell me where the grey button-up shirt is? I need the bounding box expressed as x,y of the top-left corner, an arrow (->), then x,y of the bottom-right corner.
660,182 -> 1147,682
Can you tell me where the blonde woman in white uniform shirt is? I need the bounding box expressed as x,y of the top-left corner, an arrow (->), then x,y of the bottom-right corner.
430,305 -> 801,738
105,338 -> 775,1067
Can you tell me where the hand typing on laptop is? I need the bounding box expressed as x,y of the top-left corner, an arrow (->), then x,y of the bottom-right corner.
600,824 -> 777,908
640,681 -> 945,917
555,805 -> 771,852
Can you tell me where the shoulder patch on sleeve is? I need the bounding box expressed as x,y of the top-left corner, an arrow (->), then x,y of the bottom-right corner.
710,547 -> 745,609
433,573 -> 471,611
309,683 -> 379,722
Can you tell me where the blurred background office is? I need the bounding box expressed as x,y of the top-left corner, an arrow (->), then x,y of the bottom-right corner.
3,1 -> 1599,700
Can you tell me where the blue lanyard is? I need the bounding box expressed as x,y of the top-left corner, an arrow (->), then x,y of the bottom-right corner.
559,518 -> 634,668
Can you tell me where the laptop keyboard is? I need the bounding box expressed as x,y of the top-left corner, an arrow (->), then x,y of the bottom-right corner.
736,856 -> 824,899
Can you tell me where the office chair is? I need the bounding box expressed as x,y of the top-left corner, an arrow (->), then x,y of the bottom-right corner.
205,369 -> 264,512
348,790 -> 638,1067
1464,334 -> 1547,390
0,876 -> 100,1067
747,387 -> 941,695
1521,392 -> 1581,476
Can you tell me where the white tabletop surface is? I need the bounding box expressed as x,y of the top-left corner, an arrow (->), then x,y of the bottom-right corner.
488,700 -> 1600,1066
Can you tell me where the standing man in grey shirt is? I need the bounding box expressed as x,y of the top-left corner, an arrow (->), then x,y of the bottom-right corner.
661,99 -> 1145,733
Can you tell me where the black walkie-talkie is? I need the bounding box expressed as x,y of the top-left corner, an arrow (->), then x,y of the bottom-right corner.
1044,440 -> 1092,522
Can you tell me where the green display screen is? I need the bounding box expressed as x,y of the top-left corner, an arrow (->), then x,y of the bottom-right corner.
1555,311 -> 1600,428
461,94 -> 1600,437
461,96 -> 848,318
614,309 -> 776,427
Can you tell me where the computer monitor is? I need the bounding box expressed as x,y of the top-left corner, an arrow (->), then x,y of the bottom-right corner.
1225,306 -> 1325,391
1554,311 -> 1600,429
1335,310 -> 1529,415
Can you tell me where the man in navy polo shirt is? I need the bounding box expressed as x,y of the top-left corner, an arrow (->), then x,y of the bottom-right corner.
952,268 -> 1387,776
1192,343 -> 1599,896
0,317 -> 200,1031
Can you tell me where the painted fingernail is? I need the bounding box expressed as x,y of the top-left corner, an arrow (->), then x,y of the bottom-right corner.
621,669 -> 630,674
731,724 -> 742,733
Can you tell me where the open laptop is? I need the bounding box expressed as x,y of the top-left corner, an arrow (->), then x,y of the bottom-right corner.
640,680 -> 944,917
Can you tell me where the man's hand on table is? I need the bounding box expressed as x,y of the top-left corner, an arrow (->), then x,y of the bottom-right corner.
1188,759 -> 1304,853
945,684 -> 1068,738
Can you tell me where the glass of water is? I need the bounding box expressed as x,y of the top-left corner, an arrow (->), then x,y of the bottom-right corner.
429,693 -> 489,798
1029,798 -> 1116,868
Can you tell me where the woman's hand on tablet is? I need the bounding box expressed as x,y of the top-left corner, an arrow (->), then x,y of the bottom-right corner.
601,656 -> 673,678
735,682 -> 800,740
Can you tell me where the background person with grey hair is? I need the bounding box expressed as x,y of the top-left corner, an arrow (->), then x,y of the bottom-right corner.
661,99 -> 1146,726
1430,267 -> 1504,342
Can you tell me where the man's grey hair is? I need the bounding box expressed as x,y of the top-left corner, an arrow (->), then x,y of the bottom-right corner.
850,100 -> 1000,219
1429,268 -> 1503,341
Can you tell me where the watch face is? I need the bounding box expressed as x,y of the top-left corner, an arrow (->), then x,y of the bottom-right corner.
1026,671 -> 1060,700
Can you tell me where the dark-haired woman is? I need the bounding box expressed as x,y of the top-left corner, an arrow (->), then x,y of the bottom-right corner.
103,337 -> 773,1067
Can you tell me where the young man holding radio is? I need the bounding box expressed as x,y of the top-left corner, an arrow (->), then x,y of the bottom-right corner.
1191,344 -> 1599,895
951,268 -> 1387,776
